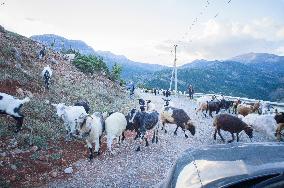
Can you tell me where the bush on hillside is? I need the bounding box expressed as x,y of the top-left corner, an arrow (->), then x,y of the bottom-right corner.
110,63 -> 122,81
72,53 -> 109,75
72,53 -> 124,83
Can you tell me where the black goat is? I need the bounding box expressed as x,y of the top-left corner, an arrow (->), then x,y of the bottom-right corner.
124,109 -> 159,151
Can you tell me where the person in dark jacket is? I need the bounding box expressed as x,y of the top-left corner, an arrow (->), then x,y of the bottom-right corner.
188,84 -> 194,99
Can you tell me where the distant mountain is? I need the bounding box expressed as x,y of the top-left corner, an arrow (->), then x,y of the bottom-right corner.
31,34 -> 96,55
30,34 -> 166,82
95,50 -> 166,81
230,52 -> 284,75
145,59 -> 284,102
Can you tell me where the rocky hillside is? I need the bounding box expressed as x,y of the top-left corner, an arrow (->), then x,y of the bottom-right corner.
30,34 -> 166,82
0,26 -> 134,187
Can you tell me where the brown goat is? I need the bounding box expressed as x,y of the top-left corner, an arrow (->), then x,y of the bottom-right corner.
275,123 -> 284,141
213,114 -> 253,143
196,102 -> 208,117
237,102 -> 260,117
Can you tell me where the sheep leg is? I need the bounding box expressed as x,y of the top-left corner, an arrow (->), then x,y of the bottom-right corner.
107,135 -> 113,153
209,111 -> 213,118
95,137 -> 100,155
162,122 -> 167,133
121,131 -> 126,142
228,133 -> 235,143
118,135 -> 121,144
174,125 -> 179,135
145,138 -> 149,147
86,140 -> 94,161
217,129 -> 225,142
152,130 -> 156,143
136,137 -> 143,151
134,129 -> 140,140
214,129 -> 217,140
183,129 -> 189,139
237,133 -> 240,142
13,116 -> 23,133
155,128 -> 159,143
202,110 -> 207,118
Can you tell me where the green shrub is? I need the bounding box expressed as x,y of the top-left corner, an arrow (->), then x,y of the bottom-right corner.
110,63 -> 122,81
32,136 -> 48,149
30,151 -> 40,160
50,153 -> 62,160
72,54 -> 109,74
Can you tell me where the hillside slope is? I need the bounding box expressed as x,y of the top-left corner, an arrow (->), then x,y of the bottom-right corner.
0,26 -> 134,187
30,34 -> 167,82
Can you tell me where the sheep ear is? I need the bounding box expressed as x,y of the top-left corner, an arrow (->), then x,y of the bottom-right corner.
102,111 -> 109,119
79,113 -> 87,119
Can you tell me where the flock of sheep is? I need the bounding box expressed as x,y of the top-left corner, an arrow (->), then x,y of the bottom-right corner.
1,65 -> 284,162
194,95 -> 284,142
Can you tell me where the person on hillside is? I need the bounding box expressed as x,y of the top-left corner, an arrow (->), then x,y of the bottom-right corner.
126,81 -> 135,99
188,84 -> 194,99
39,46 -> 46,59
154,88 -> 157,96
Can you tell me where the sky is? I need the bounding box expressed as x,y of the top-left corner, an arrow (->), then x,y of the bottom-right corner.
0,0 -> 284,66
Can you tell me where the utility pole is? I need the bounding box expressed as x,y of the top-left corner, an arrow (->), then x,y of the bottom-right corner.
174,44 -> 178,93
169,44 -> 178,93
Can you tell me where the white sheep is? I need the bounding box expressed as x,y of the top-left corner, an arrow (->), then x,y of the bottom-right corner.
0,92 -> 30,132
105,112 -> 127,153
52,103 -> 87,139
242,114 -> 278,139
41,65 -> 52,90
75,112 -> 104,160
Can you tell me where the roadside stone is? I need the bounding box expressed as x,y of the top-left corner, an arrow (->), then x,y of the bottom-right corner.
11,175 -> 16,181
39,155 -> 47,161
64,167 -> 73,174
50,171 -> 58,178
16,88 -> 25,97
13,148 -> 23,155
0,152 -> 6,157
10,164 -> 17,170
51,57 -> 59,65
8,138 -> 18,149
31,146 -> 38,152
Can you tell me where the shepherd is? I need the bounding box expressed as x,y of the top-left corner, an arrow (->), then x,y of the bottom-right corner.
188,84 -> 194,99
126,81 -> 135,99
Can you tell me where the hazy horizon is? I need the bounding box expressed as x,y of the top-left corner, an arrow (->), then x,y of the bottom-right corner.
1,0 -> 284,66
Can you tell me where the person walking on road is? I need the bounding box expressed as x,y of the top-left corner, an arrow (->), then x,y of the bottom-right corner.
188,84 -> 194,99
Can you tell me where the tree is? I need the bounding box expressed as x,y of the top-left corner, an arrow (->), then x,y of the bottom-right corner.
110,63 -> 122,81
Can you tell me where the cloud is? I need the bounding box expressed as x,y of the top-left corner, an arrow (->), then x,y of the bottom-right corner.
156,17 -> 284,64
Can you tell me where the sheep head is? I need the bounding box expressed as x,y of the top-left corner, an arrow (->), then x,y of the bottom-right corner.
75,114 -> 92,137
138,99 -> 145,106
244,126 -> 253,139
275,112 -> 284,124
51,103 -> 66,118
185,120 -> 195,136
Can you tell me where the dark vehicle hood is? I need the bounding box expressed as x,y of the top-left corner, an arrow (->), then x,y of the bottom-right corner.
160,142 -> 284,188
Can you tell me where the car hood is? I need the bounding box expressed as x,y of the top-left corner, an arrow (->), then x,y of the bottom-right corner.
160,142 -> 284,188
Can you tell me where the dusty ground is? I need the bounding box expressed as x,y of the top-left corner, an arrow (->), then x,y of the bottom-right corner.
45,91 -> 275,188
